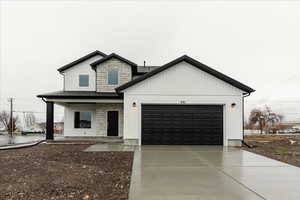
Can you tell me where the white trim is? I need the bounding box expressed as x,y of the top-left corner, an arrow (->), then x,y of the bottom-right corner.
223,105 -> 227,146
62,73 -> 65,91
122,93 -> 241,97
47,99 -> 123,103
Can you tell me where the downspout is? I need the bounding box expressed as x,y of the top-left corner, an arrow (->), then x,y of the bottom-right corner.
242,92 -> 253,148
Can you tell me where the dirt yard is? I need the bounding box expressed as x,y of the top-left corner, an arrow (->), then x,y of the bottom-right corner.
0,144 -> 134,200
243,135 -> 300,167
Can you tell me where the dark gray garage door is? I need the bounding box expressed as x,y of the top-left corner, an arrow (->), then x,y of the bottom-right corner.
142,105 -> 223,145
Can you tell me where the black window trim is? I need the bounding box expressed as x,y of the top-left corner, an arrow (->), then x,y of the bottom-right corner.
74,111 -> 92,129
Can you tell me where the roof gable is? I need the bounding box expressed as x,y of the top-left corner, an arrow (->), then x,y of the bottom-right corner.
90,53 -> 138,74
115,55 -> 255,94
57,50 -> 106,72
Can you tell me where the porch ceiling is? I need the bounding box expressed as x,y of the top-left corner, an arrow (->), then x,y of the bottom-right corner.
51,99 -> 123,106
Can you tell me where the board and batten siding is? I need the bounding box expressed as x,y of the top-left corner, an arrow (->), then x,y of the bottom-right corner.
122,61 -> 245,146
64,104 -> 98,136
63,55 -> 103,91
96,58 -> 132,92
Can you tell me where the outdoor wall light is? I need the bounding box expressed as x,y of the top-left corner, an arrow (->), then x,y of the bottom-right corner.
132,102 -> 136,107
231,103 -> 236,108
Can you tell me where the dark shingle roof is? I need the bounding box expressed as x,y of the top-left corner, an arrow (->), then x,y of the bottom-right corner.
137,66 -> 160,72
57,50 -> 106,72
116,55 -> 255,94
37,91 -> 122,99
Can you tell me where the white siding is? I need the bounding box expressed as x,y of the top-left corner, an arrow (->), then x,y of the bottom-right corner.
124,62 -> 243,96
63,55 -> 103,91
64,104 -> 98,136
63,103 -> 124,137
122,61 -> 245,146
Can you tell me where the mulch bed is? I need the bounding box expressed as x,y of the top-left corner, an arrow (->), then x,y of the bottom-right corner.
0,144 -> 134,200
242,135 -> 300,167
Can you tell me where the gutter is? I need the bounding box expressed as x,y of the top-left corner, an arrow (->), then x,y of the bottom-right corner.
242,92 -> 253,148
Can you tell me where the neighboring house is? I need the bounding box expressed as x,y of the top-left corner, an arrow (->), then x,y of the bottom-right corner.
54,122 -> 64,134
37,50 -> 255,146
279,122 -> 300,129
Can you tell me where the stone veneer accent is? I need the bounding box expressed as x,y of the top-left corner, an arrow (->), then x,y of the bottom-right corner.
96,58 -> 132,92
95,103 -> 123,136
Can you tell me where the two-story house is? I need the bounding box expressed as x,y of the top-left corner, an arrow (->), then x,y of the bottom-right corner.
37,50 -> 254,146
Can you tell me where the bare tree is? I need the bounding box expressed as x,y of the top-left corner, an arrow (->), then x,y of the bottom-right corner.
0,111 -> 19,133
249,108 -> 266,134
248,106 -> 283,134
264,106 -> 283,133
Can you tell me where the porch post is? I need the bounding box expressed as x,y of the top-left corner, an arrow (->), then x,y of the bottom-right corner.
46,101 -> 54,140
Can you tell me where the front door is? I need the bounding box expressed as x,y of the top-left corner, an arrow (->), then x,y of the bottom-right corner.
107,111 -> 119,136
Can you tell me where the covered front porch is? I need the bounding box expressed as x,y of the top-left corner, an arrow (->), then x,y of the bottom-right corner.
37,91 -> 124,140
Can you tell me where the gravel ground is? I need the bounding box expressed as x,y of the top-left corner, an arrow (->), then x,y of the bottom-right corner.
243,135 -> 300,167
0,144 -> 133,200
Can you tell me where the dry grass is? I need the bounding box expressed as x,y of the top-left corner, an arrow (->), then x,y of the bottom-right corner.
243,135 -> 300,167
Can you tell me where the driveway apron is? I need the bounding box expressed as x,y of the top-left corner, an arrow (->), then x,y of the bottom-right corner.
129,146 -> 300,200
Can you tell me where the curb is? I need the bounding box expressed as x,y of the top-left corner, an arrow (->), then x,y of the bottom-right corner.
0,140 -> 46,150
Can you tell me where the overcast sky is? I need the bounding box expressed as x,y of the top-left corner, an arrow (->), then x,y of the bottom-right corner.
0,1 -> 299,123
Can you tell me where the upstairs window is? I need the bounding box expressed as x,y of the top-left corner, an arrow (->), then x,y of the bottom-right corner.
107,71 -> 118,85
79,75 -> 89,87
74,112 -> 91,128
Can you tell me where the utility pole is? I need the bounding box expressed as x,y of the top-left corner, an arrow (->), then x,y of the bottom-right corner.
8,98 -> 14,137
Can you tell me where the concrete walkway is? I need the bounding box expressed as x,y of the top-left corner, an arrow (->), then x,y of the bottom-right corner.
129,146 -> 300,200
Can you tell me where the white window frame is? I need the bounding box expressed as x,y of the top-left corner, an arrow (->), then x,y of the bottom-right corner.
107,71 -> 119,85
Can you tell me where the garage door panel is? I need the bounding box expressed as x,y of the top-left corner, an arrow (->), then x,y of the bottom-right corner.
142,105 -> 223,145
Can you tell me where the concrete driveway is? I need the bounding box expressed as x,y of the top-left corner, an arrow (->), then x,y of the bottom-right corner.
129,146 -> 300,200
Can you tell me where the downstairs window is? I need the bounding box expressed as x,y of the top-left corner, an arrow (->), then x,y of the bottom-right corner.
74,112 -> 91,128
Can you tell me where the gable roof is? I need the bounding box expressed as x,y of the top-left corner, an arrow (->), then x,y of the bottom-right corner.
115,55 -> 255,94
90,53 -> 138,74
57,50 -> 106,72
